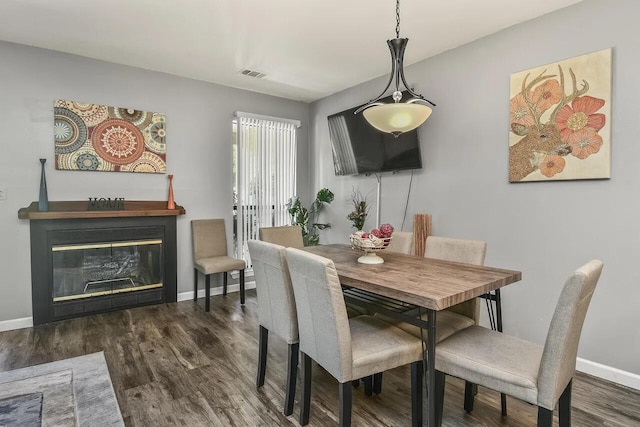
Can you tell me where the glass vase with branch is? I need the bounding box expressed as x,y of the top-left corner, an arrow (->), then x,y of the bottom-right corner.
347,188 -> 369,231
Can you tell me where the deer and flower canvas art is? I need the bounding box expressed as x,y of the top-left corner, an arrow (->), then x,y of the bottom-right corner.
509,48 -> 611,182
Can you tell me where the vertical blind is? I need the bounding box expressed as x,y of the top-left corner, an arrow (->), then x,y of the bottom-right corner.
236,114 -> 298,264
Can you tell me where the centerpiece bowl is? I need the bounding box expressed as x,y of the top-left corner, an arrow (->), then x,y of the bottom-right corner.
349,233 -> 392,264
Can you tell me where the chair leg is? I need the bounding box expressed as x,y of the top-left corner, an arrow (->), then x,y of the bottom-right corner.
256,326 -> 268,388
363,376 -> 373,396
373,372 -> 383,394
240,269 -> 246,305
339,381 -> 353,427
464,381 -> 475,413
193,269 -> 198,301
284,342 -> 299,416
501,392 -> 508,416
300,352 -> 312,426
537,407 -> 553,427
559,379 -> 572,427
205,274 -> 211,312
223,272 -> 228,296
435,370 -> 445,427
351,379 -> 360,388
411,360 -> 423,427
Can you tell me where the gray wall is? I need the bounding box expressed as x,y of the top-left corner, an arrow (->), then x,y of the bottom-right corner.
310,0 -> 639,375
0,41 -> 310,322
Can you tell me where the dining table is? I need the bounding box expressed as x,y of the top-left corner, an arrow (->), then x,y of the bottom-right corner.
302,244 -> 522,427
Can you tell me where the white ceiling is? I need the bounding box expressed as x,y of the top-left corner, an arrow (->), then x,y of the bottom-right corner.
0,0 -> 583,103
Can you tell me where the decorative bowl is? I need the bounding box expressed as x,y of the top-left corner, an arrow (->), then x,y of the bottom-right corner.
349,233 -> 392,264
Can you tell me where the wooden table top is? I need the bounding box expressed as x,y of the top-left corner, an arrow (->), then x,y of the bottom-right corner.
303,244 -> 522,311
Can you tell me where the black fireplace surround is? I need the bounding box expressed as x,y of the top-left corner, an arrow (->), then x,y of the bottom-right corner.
27,214 -> 179,325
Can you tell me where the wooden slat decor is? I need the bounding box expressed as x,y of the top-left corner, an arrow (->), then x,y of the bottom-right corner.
413,213 -> 432,257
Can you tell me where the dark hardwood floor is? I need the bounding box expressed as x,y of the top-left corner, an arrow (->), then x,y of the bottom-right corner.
1,290 -> 638,426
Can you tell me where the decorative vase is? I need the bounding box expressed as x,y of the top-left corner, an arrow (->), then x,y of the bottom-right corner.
167,174 -> 175,209
38,158 -> 49,212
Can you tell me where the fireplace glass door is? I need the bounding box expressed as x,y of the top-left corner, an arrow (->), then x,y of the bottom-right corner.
52,239 -> 163,302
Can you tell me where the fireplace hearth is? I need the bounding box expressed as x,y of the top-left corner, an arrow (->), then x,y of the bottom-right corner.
19,201 -> 185,325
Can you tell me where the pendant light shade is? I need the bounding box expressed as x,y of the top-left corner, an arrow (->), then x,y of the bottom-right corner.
362,103 -> 433,136
355,0 -> 435,137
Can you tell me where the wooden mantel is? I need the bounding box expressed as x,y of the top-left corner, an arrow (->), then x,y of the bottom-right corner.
18,200 -> 186,220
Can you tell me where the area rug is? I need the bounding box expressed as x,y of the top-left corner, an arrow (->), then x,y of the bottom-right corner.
0,392 -> 43,426
0,352 -> 124,426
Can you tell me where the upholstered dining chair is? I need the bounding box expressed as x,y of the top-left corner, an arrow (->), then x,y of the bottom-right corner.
342,233 -> 416,325
255,224 -> 377,394
259,225 -> 304,248
247,240 -> 298,416
386,231 -> 414,255
423,236 -> 487,336
284,247 -> 424,427
374,236 -> 487,395
434,260 -> 603,427
191,219 -> 246,312
383,236 -> 487,340
345,230 -> 413,394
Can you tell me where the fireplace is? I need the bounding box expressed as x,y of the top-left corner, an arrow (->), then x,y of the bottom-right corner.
52,239 -> 163,302
19,201 -> 185,325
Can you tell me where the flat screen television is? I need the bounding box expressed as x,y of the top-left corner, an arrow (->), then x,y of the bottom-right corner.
327,92 -> 423,176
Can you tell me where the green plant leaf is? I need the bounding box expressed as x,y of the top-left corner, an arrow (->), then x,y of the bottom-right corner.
287,188 -> 333,246
316,188 -> 335,204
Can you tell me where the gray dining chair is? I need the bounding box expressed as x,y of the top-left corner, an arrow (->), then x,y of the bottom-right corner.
348,231 -> 414,334
346,231 -> 415,395
284,247 -> 424,427
259,225 -> 304,248
386,231 -> 414,255
423,236 -> 486,336
434,259 -> 603,427
383,236 -> 487,340
191,219 -> 246,312
247,240 -> 298,416
373,236 -> 486,395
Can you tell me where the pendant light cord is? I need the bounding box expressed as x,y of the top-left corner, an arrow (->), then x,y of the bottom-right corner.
353,0 -> 436,119
395,0 -> 401,38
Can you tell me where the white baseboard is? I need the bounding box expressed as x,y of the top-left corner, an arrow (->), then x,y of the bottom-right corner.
577,357 -> 640,391
177,280 -> 256,302
0,317 -> 33,332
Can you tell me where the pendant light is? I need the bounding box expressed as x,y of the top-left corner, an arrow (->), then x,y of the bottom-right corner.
355,0 -> 435,137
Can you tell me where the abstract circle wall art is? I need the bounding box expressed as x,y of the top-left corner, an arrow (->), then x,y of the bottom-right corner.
54,99 -> 166,173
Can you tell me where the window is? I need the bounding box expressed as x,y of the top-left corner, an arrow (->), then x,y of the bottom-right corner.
233,113 -> 299,264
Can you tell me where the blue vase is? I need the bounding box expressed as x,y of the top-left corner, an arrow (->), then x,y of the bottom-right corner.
38,158 -> 49,212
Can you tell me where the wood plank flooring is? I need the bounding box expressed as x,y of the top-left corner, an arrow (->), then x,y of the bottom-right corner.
1,290 -> 639,426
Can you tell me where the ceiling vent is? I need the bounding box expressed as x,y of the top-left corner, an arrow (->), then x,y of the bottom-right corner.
240,69 -> 266,79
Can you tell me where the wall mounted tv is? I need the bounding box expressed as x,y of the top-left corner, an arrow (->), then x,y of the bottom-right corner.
327,92 -> 423,176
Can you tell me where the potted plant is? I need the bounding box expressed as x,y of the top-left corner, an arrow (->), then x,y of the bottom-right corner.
287,188 -> 334,246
